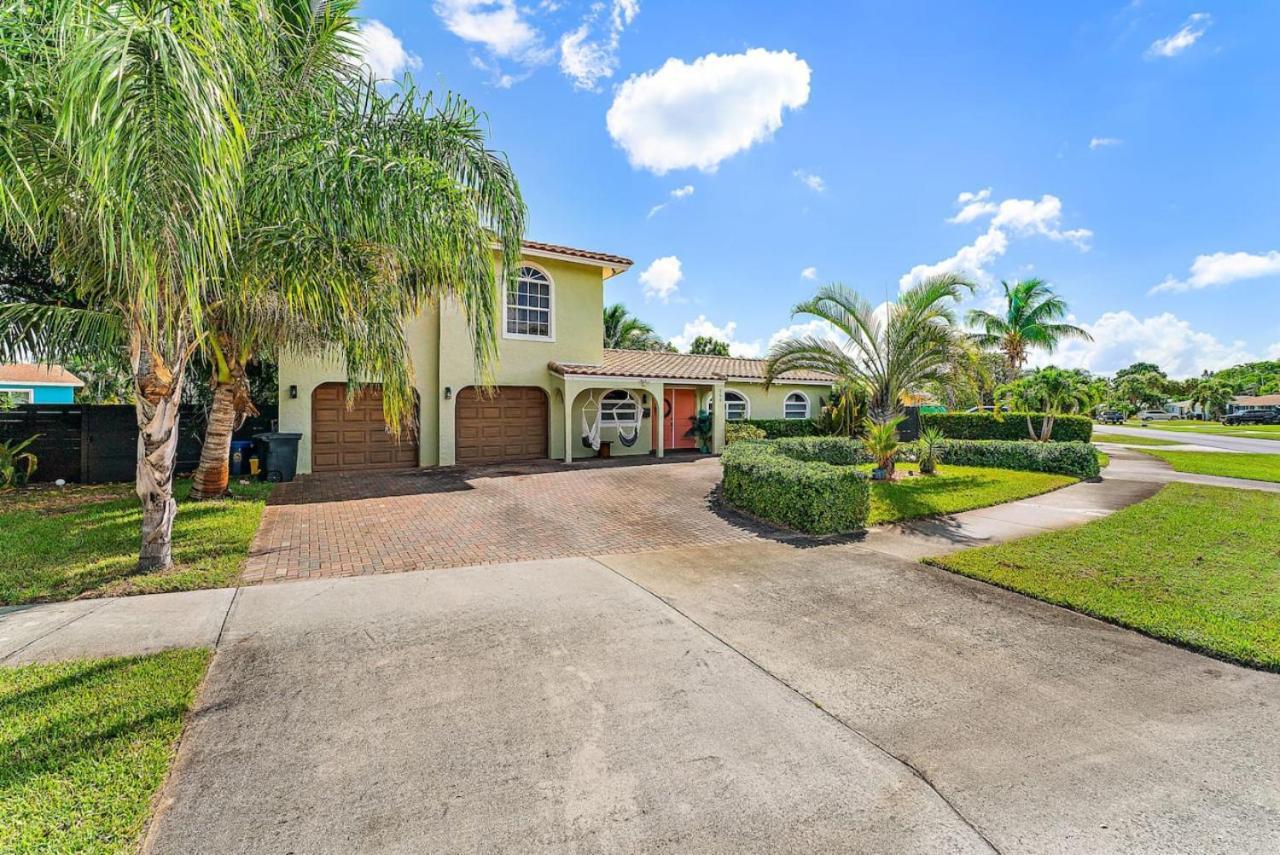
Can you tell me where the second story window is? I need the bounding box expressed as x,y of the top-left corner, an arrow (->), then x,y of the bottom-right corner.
506,265 -> 553,340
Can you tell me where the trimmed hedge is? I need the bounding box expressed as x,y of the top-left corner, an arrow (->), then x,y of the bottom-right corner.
921,412 -> 1093,443
721,440 -> 870,534
937,439 -> 1100,480
768,436 -> 870,465
740,418 -> 821,438
725,423 -> 767,444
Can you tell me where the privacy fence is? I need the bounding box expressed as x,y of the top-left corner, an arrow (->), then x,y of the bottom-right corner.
0,404 -> 277,484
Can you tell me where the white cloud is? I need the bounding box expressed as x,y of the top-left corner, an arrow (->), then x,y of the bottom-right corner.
1089,137 -> 1123,150
1150,250 -> 1280,294
794,169 -> 825,192
354,20 -> 423,81
669,315 -> 761,357
646,185 -> 695,218
606,48 -> 811,174
1146,13 -> 1211,59
800,266 -> 818,280
901,190 -> 1092,289
559,0 -> 639,91
1268,342 -> 1280,361
639,255 -> 683,302
1040,310 -> 1255,378
434,0 -> 543,58
765,318 -> 846,352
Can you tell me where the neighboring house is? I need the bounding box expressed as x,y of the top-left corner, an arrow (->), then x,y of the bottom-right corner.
277,240 -> 832,474
0,363 -> 84,404
1228,395 -> 1280,414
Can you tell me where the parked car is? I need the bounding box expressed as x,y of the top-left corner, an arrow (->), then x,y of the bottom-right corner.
1097,411 -> 1125,424
1222,410 -> 1280,426
1136,410 -> 1181,421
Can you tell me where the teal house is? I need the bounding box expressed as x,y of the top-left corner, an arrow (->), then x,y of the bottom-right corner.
0,364 -> 84,404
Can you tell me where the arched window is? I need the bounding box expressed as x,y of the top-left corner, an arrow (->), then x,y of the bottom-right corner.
505,265 -> 553,339
707,390 -> 750,421
783,392 -> 810,420
599,389 -> 640,425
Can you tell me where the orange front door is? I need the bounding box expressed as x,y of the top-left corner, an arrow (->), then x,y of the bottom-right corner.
661,388 -> 699,449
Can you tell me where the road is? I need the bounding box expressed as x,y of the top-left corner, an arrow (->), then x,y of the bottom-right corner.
1097,422 -> 1280,454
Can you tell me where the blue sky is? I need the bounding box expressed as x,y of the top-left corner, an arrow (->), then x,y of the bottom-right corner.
355,0 -> 1280,377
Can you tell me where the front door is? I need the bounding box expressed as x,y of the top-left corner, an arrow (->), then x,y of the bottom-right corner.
663,388 -> 699,450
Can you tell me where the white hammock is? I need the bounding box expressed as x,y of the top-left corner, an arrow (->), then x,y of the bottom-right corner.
581,390 -> 643,450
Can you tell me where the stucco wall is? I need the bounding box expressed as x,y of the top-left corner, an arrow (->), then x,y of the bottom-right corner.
0,383 -> 75,404
715,382 -> 831,421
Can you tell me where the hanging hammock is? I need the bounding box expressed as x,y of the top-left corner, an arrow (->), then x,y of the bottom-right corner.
581,391 -> 601,450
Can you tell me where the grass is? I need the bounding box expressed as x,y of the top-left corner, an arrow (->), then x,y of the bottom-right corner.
0,479 -> 272,605
863,463 -> 1076,525
927,484 -> 1280,669
1124,420 -> 1280,440
1092,432 -> 1182,447
1139,450 -> 1280,484
0,649 -> 210,854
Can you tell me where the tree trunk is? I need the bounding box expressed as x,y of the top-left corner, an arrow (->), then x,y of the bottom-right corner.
135,349 -> 187,572
1040,414 -> 1055,442
190,382 -> 239,500
1025,413 -> 1037,441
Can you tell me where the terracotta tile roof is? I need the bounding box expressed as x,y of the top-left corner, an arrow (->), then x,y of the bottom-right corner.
521,240 -> 633,270
1235,394 -> 1280,406
0,363 -> 84,386
548,349 -> 836,384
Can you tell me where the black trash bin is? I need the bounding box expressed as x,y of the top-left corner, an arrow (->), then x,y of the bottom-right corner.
253,432 -> 302,482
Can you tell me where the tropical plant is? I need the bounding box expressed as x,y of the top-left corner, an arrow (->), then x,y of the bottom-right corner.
603,303 -> 662,350
685,409 -> 714,453
689,336 -> 731,356
1189,378 -> 1237,420
817,381 -> 868,437
0,435 -> 38,488
966,279 -> 1092,372
861,416 -> 904,478
916,426 -> 946,475
998,367 -> 1100,441
0,0 -> 522,565
765,275 -> 975,423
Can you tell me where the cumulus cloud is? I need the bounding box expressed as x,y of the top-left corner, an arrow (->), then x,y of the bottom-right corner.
794,170 -> 825,192
1146,12 -> 1211,59
354,20 -> 423,81
1035,311 -> 1255,378
639,256 -> 683,302
435,0 -> 543,57
1149,250 -> 1280,294
560,0 -> 639,91
800,266 -> 818,280
901,190 -> 1092,290
765,318 -> 846,352
646,185 -> 695,218
1089,137 -> 1123,150
669,315 -> 761,357
606,48 -> 811,174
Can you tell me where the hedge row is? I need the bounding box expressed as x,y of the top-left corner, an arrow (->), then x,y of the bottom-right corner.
920,412 -> 1093,443
936,439 -> 1100,479
721,440 -> 870,534
739,418 -> 821,438
725,422 -> 767,444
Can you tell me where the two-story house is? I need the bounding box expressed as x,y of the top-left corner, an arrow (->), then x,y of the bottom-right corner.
277,240 -> 833,474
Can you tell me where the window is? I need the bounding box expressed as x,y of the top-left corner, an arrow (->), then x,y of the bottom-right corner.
708,390 -> 750,421
0,388 -> 32,405
784,392 -> 810,420
599,390 -> 640,425
505,265 -> 553,339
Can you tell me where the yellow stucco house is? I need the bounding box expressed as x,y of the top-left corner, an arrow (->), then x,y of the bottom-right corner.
277,240 -> 833,474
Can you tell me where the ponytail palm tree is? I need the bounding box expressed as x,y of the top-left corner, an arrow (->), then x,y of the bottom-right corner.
765,275 -> 975,422
966,279 -> 1092,372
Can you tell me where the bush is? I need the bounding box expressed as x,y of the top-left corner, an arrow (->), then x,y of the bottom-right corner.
740,418 -> 821,438
725,423 -> 767,444
721,439 -> 870,534
769,436 -> 870,464
937,439 -> 1100,480
921,412 -> 1092,443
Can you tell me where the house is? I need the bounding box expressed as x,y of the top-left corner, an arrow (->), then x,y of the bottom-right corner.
1228,395 -> 1280,414
277,240 -> 833,474
0,363 -> 84,404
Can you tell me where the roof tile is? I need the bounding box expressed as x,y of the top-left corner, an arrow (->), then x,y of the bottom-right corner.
548,349 -> 835,383
0,363 -> 84,386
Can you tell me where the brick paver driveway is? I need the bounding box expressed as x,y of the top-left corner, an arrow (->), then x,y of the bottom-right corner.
243,456 -> 756,583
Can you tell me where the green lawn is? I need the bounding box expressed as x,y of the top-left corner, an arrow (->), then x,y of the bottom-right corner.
864,463 -> 1076,525
0,479 -> 272,605
0,649 -> 210,854
1124,420 -> 1280,440
927,484 -> 1280,669
1092,432 -> 1182,447
1139,450 -> 1280,484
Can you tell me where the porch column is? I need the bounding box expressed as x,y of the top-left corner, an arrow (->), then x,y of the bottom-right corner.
644,382 -> 664,458
562,381 -> 579,463
711,382 -> 726,454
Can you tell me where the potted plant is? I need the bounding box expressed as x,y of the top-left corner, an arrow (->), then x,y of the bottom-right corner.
861,416 -> 903,480
916,426 -> 945,475
686,410 -> 714,453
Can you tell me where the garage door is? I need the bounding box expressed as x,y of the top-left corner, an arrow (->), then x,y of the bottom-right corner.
312,383 -> 418,472
455,386 -> 548,465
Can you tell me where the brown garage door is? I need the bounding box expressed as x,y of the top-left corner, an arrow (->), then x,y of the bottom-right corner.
455,386 -> 548,465
312,383 -> 418,472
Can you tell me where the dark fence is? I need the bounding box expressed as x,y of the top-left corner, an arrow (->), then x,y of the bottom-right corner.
0,403 -> 277,484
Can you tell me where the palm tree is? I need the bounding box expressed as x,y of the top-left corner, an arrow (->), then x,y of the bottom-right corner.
0,0 -> 522,565
999,367 -> 1099,441
765,275 -> 975,422
966,279 -> 1092,372
603,303 -> 660,350
1189,378 -> 1235,420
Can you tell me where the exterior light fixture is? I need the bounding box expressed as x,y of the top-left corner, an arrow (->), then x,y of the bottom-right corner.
444,386 -> 453,400
288,385 -> 298,399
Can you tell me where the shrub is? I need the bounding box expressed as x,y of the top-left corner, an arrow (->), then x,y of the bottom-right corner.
725,423 -> 767,444
740,418 -> 821,438
721,439 -> 870,534
937,439 -> 1100,479
921,412 -> 1092,443
770,436 -> 871,464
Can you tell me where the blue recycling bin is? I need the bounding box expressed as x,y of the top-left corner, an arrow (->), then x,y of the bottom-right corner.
229,440 -> 254,476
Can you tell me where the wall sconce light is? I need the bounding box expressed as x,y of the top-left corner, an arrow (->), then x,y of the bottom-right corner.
443,386 -> 453,400
288,385 -> 298,400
